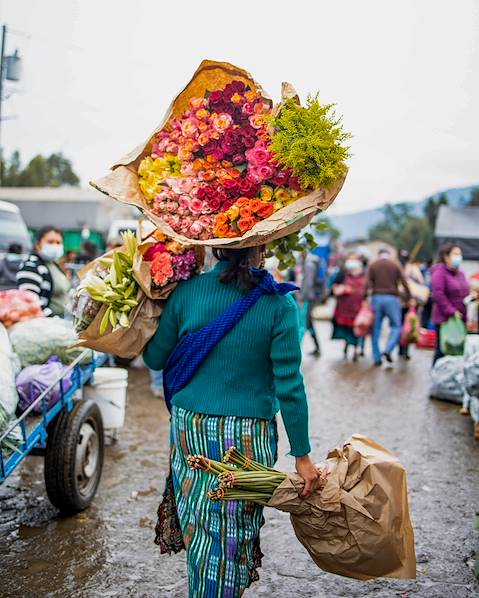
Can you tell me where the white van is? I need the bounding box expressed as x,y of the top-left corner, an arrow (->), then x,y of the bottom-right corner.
0,201 -> 32,290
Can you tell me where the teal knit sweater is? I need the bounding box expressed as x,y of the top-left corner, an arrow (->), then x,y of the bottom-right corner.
143,261 -> 310,456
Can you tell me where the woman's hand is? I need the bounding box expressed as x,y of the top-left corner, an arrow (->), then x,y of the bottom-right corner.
295,454 -> 320,498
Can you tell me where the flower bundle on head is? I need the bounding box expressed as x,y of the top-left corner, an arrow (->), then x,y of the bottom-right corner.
141,230 -> 200,288
137,78 -> 350,241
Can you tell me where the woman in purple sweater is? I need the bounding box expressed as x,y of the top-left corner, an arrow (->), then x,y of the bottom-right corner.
431,243 -> 469,363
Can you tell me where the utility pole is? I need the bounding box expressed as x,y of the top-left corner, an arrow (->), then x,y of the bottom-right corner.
0,25 -> 6,185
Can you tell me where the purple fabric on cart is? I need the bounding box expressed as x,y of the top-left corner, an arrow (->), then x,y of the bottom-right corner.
16,356 -> 73,413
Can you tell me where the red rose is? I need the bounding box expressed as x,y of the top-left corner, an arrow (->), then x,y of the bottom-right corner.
223,178 -> 238,190
232,153 -> 245,165
209,90 -> 223,103
288,175 -> 303,191
271,170 -> 289,186
208,197 -> 221,211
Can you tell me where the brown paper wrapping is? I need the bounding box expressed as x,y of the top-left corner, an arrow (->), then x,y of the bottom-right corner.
267,435 -> 416,580
90,59 -> 347,249
76,293 -> 163,359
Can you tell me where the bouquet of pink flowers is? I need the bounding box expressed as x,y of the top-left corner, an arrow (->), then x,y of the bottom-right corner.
92,60 -> 349,249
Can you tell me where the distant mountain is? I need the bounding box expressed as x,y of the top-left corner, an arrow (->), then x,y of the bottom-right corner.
328,184 -> 478,242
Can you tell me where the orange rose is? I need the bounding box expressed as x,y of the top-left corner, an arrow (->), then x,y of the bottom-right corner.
257,202 -> 274,219
206,154 -> 217,164
227,168 -> 241,179
235,197 -> 249,208
214,223 -> 230,238
237,217 -> 258,234
193,159 -> 204,172
249,199 -> 263,213
215,213 -> 228,227
153,230 -> 167,242
221,160 -> 233,169
203,170 -> 216,182
239,205 -> 254,219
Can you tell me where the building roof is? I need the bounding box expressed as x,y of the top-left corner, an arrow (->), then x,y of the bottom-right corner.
435,206 -> 479,240
0,186 -> 102,202
0,187 -> 138,232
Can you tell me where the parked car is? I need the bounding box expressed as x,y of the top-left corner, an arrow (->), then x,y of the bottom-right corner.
0,200 -> 32,290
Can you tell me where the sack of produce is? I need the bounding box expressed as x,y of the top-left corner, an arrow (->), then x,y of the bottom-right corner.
91,60 -> 348,251
188,435 -> 416,580
353,302 -> 374,338
16,356 -> 74,413
464,352 -> 479,398
0,289 -> 44,328
430,356 -> 465,403
8,317 -> 90,368
440,315 -> 467,356
0,323 -> 22,451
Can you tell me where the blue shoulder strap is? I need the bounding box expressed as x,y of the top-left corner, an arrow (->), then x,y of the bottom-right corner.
162,268 -> 297,412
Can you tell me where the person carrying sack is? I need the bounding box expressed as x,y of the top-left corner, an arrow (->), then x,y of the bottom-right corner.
143,246 -> 317,598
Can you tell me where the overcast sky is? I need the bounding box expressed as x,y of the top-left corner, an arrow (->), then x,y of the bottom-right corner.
1,0 -> 478,214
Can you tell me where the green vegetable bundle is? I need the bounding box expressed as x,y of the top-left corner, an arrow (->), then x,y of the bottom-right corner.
77,231 -> 140,335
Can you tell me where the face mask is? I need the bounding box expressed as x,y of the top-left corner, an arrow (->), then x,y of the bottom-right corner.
345,259 -> 361,271
451,255 -> 463,268
40,243 -> 64,261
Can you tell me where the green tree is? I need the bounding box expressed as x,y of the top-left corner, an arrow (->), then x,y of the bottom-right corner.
424,193 -> 448,228
467,188 -> 479,207
1,151 -> 80,187
369,203 -> 434,261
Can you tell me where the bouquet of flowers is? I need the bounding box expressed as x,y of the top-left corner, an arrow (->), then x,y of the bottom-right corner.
92,60 -> 349,249
187,435 -> 416,581
133,229 -> 204,300
74,230 -> 203,357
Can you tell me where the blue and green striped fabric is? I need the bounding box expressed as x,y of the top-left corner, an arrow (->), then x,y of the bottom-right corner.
171,406 -> 277,598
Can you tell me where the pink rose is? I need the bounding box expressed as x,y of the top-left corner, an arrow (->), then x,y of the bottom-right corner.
257,164 -> 274,180
166,201 -> 179,213
179,195 -> 191,208
189,221 -> 203,237
242,102 -> 254,116
251,147 -> 270,165
189,198 -> 204,214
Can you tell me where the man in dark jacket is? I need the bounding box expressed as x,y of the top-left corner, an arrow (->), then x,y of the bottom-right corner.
368,248 -> 410,365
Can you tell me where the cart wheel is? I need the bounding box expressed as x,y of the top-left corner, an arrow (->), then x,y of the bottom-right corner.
45,399 -> 104,514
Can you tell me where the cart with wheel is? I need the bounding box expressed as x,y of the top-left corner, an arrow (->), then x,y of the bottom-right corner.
0,350 -> 106,514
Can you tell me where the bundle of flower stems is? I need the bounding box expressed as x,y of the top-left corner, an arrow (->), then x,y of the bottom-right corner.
187,447 -> 327,504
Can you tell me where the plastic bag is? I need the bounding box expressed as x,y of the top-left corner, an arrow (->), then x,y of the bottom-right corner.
8,317 -> 92,368
464,352 -> 479,398
16,356 -> 73,414
0,289 -> 44,328
440,315 -> 467,356
353,302 -> 374,337
400,307 -> 419,347
0,323 -> 22,450
416,327 -> 436,350
430,356 -> 465,403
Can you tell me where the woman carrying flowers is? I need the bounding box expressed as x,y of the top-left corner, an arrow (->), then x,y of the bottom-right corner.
143,246 -> 318,597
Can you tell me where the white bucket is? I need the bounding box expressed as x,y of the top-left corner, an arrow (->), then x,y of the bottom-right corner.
84,367 -> 128,429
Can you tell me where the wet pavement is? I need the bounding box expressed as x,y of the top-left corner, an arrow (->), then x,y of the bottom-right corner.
1,323 -> 478,598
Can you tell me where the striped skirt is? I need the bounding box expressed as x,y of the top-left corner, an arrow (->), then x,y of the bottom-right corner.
170,406 -> 277,598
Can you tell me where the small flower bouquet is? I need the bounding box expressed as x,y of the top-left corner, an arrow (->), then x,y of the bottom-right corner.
133,229 -> 204,300
187,435 -> 416,581
92,60 -> 349,249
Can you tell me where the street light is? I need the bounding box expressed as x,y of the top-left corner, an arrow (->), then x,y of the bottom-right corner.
0,25 -> 22,185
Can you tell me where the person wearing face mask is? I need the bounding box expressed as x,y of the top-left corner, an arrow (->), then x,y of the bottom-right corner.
331,252 -> 367,360
431,243 -> 470,364
16,226 -> 72,317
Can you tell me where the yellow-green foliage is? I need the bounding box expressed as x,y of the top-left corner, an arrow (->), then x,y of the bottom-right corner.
270,95 -> 351,190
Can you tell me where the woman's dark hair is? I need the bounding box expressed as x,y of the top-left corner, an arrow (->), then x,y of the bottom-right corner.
212,246 -> 264,290
36,226 -> 63,245
438,243 -> 460,263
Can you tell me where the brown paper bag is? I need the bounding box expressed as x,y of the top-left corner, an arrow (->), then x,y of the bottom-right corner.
267,435 -> 416,580
76,293 -> 163,358
90,59 -> 347,249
